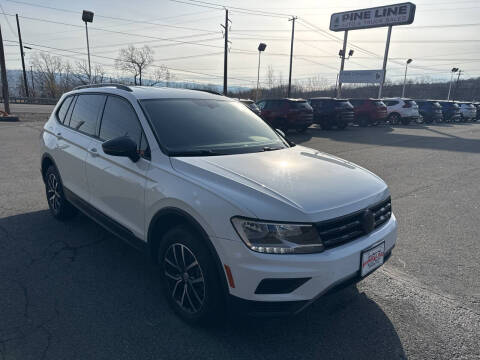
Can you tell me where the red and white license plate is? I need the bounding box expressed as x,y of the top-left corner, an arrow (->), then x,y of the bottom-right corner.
361,242 -> 385,277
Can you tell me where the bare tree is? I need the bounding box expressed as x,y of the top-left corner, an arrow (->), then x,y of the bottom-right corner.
32,53 -> 65,98
150,65 -> 172,86
115,45 -> 154,85
74,61 -> 106,85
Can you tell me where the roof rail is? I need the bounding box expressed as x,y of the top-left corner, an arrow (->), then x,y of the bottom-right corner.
73,83 -> 133,92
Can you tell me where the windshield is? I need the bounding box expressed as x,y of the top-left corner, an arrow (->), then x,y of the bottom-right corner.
141,99 -> 288,156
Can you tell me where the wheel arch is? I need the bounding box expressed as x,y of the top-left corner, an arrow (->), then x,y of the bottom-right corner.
147,207 -> 229,295
41,153 -> 58,183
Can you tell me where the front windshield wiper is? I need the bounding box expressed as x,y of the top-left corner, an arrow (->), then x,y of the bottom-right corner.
169,149 -> 228,157
263,146 -> 285,151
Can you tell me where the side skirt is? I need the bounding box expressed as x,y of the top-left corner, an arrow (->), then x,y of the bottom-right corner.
63,187 -> 148,254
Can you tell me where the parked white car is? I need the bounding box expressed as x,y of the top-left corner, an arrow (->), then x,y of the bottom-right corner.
40,85 -> 397,324
458,102 -> 477,121
383,98 -> 420,125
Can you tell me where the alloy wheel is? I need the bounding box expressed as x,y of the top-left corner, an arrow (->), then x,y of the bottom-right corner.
47,173 -> 61,212
164,243 -> 206,314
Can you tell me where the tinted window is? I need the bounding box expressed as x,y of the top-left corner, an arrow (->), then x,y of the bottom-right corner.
290,101 -> 312,110
99,96 -> 142,144
57,96 -> 73,123
141,99 -> 287,155
405,100 -> 417,106
69,94 -> 106,136
256,101 -> 266,110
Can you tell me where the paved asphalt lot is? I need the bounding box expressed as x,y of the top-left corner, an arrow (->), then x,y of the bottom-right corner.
1,114 -> 479,359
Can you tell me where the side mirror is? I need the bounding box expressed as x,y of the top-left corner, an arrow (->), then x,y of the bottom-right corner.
275,129 -> 286,138
102,136 -> 140,162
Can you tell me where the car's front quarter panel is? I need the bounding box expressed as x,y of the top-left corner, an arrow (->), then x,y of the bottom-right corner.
144,151 -> 255,243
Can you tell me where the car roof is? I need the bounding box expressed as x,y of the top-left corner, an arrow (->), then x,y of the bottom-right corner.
258,98 -> 307,102
67,85 -> 227,101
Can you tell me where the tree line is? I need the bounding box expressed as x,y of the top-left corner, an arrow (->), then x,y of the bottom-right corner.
4,44 -> 479,102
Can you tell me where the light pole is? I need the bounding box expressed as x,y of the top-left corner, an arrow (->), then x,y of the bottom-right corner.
447,68 -> 458,101
256,43 -> 266,101
336,49 -> 353,98
401,58 -> 412,98
82,10 -> 94,82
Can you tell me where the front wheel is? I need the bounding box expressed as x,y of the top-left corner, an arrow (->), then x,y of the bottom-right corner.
44,166 -> 77,220
388,113 -> 401,125
158,225 -> 224,325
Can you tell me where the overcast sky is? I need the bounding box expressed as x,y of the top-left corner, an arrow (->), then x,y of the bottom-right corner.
1,0 -> 479,88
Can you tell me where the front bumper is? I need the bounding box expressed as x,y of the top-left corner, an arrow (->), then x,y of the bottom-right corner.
214,214 -> 397,305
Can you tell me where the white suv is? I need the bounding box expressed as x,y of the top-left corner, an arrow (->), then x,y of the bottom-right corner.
458,102 -> 477,121
40,85 -> 397,324
383,98 -> 420,125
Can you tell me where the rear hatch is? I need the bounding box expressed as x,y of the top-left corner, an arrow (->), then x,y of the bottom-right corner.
334,100 -> 354,121
374,100 -> 388,118
288,101 -> 313,123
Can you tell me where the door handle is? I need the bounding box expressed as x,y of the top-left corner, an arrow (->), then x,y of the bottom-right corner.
89,147 -> 99,157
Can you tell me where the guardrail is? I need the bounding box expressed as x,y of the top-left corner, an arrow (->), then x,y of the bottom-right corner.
0,97 -> 58,105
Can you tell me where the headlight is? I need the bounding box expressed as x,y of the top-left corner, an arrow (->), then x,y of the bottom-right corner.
231,217 -> 324,254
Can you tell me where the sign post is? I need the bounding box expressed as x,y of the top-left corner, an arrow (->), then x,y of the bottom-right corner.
330,3 -> 416,98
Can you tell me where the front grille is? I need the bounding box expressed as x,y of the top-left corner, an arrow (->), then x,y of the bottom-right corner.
316,197 -> 392,249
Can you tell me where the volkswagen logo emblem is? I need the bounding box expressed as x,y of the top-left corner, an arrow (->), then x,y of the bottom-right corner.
361,209 -> 375,234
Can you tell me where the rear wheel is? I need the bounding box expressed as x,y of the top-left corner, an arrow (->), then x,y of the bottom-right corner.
358,116 -> 369,127
388,113 -> 401,125
158,225 -> 224,325
296,125 -> 310,133
44,166 -> 77,221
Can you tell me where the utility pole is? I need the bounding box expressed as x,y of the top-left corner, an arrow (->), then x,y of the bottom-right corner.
287,16 -> 297,98
15,14 -> 29,97
337,30 -> 348,98
30,65 -> 34,96
0,25 -> 10,114
447,67 -> 458,101
82,10 -> 94,82
221,9 -> 230,95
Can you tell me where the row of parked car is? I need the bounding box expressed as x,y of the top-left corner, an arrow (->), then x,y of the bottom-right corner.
239,97 -> 480,132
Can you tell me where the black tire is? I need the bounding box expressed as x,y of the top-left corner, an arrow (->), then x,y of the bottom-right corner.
336,121 -> 348,130
358,116 -> 369,127
320,121 -> 332,130
388,113 -> 401,125
296,125 -> 310,133
44,165 -> 77,221
158,225 -> 224,325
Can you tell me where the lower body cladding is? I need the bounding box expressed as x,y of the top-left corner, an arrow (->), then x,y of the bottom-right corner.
214,214 -> 397,316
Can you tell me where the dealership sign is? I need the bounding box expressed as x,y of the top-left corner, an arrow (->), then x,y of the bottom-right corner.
339,70 -> 385,84
330,2 -> 416,31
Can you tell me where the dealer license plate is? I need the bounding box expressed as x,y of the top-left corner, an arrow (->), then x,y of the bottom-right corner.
361,242 -> 385,277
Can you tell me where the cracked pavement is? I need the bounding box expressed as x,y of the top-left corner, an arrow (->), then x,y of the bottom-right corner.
0,119 -> 479,359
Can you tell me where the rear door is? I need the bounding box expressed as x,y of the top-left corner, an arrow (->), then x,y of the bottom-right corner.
85,95 -> 150,239
55,93 -> 105,202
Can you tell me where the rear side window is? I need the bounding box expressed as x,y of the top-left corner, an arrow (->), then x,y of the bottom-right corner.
290,101 -> 312,110
69,94 -> 106,136
99,96 -> 142,145
56,96 -> 74,123
405,100 -> 417,106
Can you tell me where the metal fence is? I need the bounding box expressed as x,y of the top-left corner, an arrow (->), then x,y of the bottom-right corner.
0,97 -> 58,105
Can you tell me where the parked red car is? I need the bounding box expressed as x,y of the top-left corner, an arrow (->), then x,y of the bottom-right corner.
256,98 -> 313,132
348,99 -> 388,126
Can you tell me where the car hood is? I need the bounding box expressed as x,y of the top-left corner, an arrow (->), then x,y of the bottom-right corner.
170,146 -> 389,222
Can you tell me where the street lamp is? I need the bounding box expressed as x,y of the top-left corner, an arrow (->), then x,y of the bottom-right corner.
82,10 -> 94,82
256,42 -> 267,101
336,49 -> 354,98
447,67 -> 458,101
401,58 -> 413,98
